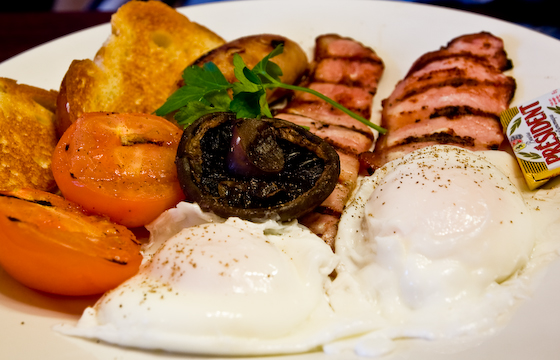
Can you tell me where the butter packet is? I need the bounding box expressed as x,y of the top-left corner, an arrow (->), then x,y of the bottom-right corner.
500,89 -> 560,190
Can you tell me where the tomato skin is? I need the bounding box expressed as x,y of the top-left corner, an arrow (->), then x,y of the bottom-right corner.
0,189 -> 142,296
52,112 -> 185,228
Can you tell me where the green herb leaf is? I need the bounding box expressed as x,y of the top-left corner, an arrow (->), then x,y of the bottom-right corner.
155,62 -> 232,120
184,62 -> 231,92
155,86 -> 205,116
230,90 -> 270,119
252,45 -> 283,85
156,43 -> 387,134
246,44 -> 386,134
174,102 -> 219,127
231,54 -> 260,94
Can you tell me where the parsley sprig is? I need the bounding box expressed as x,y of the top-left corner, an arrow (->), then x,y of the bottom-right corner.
155,44 -> 387,134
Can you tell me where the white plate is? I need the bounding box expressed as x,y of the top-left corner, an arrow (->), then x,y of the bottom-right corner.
1,0 -> 560,359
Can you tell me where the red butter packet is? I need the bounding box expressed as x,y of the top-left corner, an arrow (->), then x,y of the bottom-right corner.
500,88 -> 560,190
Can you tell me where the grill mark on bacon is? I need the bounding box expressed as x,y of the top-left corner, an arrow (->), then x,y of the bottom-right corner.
430,105 -> 499,120
394,77 -> 515,104
401,132 -> 475,147
293,83 -> 374,117
281,102 -> 374,135
276,34 -> 383,248
386,114 -> 504,150
367,32 -> 515,170
397,132 -> 500,150
406,32 -> 513,76
383,105 -> 502,131
312,58 -> 383,92
408,54 -> 504,80
275,113 -> 373,154
407,52 -> 509,77
388,55 -> 514,111
385,81 -> 514,119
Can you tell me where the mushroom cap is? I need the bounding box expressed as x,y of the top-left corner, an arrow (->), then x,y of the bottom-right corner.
176,112 -> 340,222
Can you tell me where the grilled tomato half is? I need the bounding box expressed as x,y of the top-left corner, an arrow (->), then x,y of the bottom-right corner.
0,188 -> 142,296
52,112 -> 185,228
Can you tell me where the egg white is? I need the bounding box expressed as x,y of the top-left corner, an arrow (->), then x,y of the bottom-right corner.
329,145 -> 560,357
55,206 -> 381,356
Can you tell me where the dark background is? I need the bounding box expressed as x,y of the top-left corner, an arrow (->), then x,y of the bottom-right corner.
1,0 -> 558,63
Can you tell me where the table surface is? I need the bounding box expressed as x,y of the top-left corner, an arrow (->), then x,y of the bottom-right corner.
0,0 -> 560,62
0,12 -> 113,63
1,0 -> 559,64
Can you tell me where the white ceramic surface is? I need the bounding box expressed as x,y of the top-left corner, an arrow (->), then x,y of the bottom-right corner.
1,1 -> 560,359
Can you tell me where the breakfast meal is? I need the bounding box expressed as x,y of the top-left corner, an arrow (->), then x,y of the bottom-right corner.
2,0 -> 560,359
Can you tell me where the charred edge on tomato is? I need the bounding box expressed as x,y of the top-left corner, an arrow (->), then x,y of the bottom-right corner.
0,193 -> 54,207
111,233 -> 142,246
106,258 -> 129,265
120,137 -> 165,147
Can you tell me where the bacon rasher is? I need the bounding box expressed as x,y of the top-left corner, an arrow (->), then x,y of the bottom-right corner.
362,32 -> 516,171
276,34 -> 384,248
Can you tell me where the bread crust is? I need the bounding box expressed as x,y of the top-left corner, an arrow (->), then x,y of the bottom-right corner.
0,77 -> 58,191
56,0 -> 225,136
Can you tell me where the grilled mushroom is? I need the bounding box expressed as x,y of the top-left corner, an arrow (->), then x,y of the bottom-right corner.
176,112 -> 340,221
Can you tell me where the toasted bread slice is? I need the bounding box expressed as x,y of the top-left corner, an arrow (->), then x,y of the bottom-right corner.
56,0 -> 225,136
0,77 -> 58,191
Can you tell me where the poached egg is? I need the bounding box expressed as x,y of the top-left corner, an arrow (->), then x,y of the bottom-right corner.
55,205 -> 378,356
